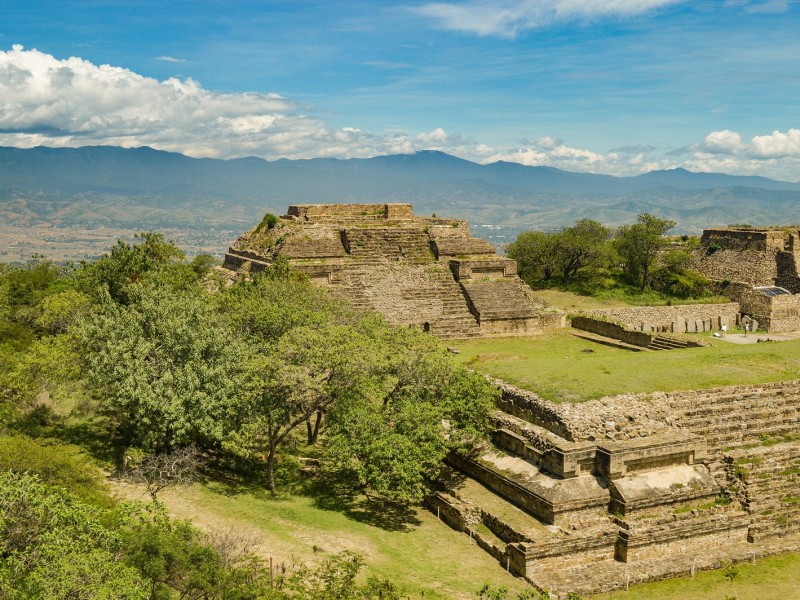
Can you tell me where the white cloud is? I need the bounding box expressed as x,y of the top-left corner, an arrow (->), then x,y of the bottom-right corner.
156,56 -> 187,63
484,141 -> 674,176
3,46 -> 800,182
700,129 -> 744,154
750,129 -> 800,158
683,128 -> 800,181
415,0 -> 685,38
415,127 -> 461,147
0,45 -> 454,160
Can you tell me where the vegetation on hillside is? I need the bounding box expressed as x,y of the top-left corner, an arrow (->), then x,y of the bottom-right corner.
507,213 -> 715,303
0,234 -> 499,598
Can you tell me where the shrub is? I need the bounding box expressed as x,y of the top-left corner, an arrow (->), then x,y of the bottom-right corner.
255,212 -> 279,232
0,435 -> 110,506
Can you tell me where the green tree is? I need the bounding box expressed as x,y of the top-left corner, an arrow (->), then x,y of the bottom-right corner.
323,323 -> 496,503
79,285 -> 243,452
76,232 -> 186,304
0,472 -> 149,599
228,322 -> 380,493
507,231 -> 561,283
650,248 -> 710,298
221,267 -> 345,345
613,213 -> 676,290
507,220 -> 610,285
557,219 -> 610,283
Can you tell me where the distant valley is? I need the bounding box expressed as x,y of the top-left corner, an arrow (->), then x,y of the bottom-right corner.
2,145 -> 800,261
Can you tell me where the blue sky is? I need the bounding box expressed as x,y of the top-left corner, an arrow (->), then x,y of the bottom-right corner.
2,0 -> 800,179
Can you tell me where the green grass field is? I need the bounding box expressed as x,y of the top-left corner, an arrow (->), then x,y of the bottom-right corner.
113,479 -> 531,600
451,330 -> 800,402
117,477 -> 800,600
591,552 -> 800,600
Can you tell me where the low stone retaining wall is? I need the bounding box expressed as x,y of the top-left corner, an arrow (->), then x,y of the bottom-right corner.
571,316 -> 653,347
584,303 -> 739,333
447,453 -> 559,524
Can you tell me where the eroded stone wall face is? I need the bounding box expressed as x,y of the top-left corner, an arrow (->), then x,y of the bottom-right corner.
694,248 -> 779,287
701,228 -> 786,252
584,303 -> 739,333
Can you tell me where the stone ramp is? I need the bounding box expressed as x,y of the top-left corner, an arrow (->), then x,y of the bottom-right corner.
461,279 -> 538,321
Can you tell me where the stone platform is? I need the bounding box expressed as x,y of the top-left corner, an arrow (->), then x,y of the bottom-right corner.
430,378 -> 800,597
222,203 -> 564,339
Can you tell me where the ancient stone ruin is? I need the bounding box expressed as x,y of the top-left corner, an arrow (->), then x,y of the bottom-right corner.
694,226 -> 800,332
431,380 -> 800,595
222,203 -> 564,338
222,210 -> 800,595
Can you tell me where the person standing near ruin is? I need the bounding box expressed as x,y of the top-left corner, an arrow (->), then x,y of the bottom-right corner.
744,322 -> 750,337
721,324 -> 727,338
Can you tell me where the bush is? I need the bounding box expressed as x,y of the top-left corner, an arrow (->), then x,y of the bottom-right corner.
0,435 -> 110,506
255,212 -> 279,232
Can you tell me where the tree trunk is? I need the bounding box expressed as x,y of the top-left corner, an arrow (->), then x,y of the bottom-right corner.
306,410 -> 323,445
266,443 -> 277,494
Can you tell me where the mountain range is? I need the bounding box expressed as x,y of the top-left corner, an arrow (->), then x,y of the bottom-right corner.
1,145 -> 799,261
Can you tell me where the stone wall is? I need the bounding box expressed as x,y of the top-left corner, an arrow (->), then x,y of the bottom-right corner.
616,510 -> 750,563
695,248 -> 780,287
700,228 -> 786,252
584,303 -> 739,333
736,288 -> 800,332
286,202 -> 413,221
497,380 -> 800,450
571,316 -> 654,346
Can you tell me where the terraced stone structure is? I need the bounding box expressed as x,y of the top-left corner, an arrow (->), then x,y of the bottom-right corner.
695,226 -> 800,332
430,380 -> 800,596
222,203 -> 563,338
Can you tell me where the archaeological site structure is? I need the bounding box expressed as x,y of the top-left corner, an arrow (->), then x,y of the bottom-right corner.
224,207 -> 800,596
223,203 -> 563,338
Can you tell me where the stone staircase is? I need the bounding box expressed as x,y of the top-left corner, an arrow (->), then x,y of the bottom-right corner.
647,335 -> 693,350
328,264 -> 481,339
727,443 -> 800,540
667,383 -> 800,451
341,227 -> 434,264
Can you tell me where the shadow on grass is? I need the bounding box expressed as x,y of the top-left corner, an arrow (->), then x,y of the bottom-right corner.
10,407 -> 121,467
199,456 -> 423,532
308,470 -> 422,532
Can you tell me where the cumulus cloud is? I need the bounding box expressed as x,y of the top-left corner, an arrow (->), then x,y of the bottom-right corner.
485,140 -> 674,176
684,128 -> 800,181
750,129 -> 800,158
414,0 -> 685,37
0,45 -> 467,160
700,130 -> 744,154
3,46 -> 800,181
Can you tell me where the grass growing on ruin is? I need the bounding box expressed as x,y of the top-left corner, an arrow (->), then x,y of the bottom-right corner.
113,478 -> 530,600
452,330 -> 800,402
591,552 -> 800,600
